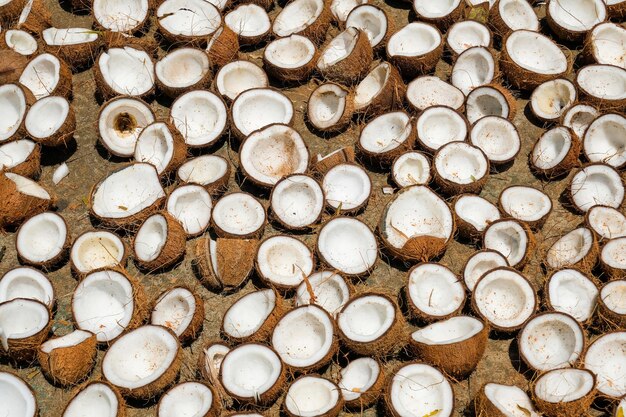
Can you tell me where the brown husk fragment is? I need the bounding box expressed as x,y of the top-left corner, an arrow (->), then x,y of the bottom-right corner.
206,25 -> 239,69
37,330 -> 97,386
317,28 -> 373,85
0,50 -> 29,84
134,212 -> 186,272
0,172 -> 52,228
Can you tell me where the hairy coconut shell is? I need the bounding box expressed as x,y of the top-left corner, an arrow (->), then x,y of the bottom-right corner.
598,281 -> 626,329
607,0 -> 626,19
357,115 -> 416,166
102,31 -> 159,57
318,29 -> 373,84
0,50 -> 29,84
549,230 -> 599,273
414,0 -> 466,31
475,383 -> 531,417
451,196 -> 494,242
0,172 -> 52,227
545,0 -> 604,42
307,84 -> 354,134
0,0 -> 28,23
197,340 -> 230,397
483,218 -> 535,270
533,375 -> 596,417
69,230 -> 130,279
488,0 -> 527,37
433,148 -> 490,196
134,212 -> 186,272
31,101 -> 76,147
151,286 -> 205,343
158,381 -> 219,417
284,375 -> 344,417
531,126 -> 581,179
37,331 -> 97,386
387,26 -> 443,79
575,65 -> 626,112
17,0 -> 52,35
1,142 -> 41,178
263,46 -> 318,83
543,268 -> 599,326
221,289 -> 286,343
354,63 -> 406,118
275,1 -> 333,44
156,58 -> 212,99
342,359 -> 386,409
0,298 -> 51,363
16,213 -> 71,268
485,83 -> 517,121
93,49 -> 155,101
312,146 -> 355,175
45,35 -> 104,72
62,381 -> 127,417
206,25 -> 239,69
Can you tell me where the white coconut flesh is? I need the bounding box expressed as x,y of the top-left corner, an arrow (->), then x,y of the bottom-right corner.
406,76 -> 464,112
587,205 -> 626,239
134,122 -> 179,174
602,237 -> 626,272
484,220 -> 529,267
16,212 -> 66,264
171,90 -> 227,147
270,174 -> 324,229
102,325 -> 179,391
353,62 -> 392,110
392,152 -> 431,187
531,79 -> 576,121
25,96 -> 71,140
72,271 -> 134,342
285,376 -> 340,417
584,332 -> 626,398
577,65 -> 626,102
323,164 -> 370,211
466,86 -> 511,124
389,363 -> 454,417
483,383 -> 541,417
417,107 -> 467,151
295,271 -> 350,317
407,263 -> 465,317
0,139 -> 36,170
531,126 -> 575,171
167,185 -> 212,236
159,382 -> 213,417
177,155 -> 228,187
231,89 -> 294,138
547,269 -> 598,323
5,30 -> 37,55
562,104 -> 599,139
546,227 -> 595,269
240,125 -> 309,186
338,295 -> 396,343
360,111 -> 413,155
520,313 -> 584,371
99,98 -> 155,157
435,142 -> 488,185
257,236 -> 313,288
0,84 -> 26,142
500,186 -> 551,224
474,268 -> 535,329
156,48 -> 210,89
264,35 -> 316,70
387,22 -> 441,58
463,250 -> 509,291
93,0 -> 149,32
470,116 -> 520,163
331,0 -> 367,22
19,54 -> 63,101
412,315 -> 484,345
215,61 -> 269,102
41,329 -> 92,354
447,21 -> 491,56
346,5 -> 387,48
317,217 -> 377,275
497,0 -> 539,31
63,382 -> 119,417
99,47 -> 154,96
534,368 -> 595,404
602,280 -> 626,316
454,195 -> 501,235
42,28 -> 99,46
0,267 -> 53,307
212,193 -> 264,236
382,186 -> 454,250
584,114 -> 626,168
570,164 -> 624,212
225,4 -> 270,38
506,30 -> 567,75
0,298 -> 48,351
151,288 -> 196,336
413,0 -> 460,18
272,305 -> 334,368
273,0 -> 325,37
549,0 -> 606,34
202,343 -> 229,378
92,163 -> 165,220
317,27 -> 361,70
338,357 -> 380,402
0,372 -> 36,417
308,83 -> 348,130
71,231 -> 125,274
157,0 -> 221,37
223,289 -> 276,339
451,47 -> 496,95
4,173 -> 50,202
220,344 -> 282,399
590,23 -> 626,68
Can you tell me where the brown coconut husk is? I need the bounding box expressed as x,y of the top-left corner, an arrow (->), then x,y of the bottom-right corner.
488,0 -> 523,37
409,318 -> 489,378
0,298 -> 51,363
0,0 -> 28,23
498,185 -> 553,230
158,381 -> 219,417
37,53 -> 73,100
475,383 -> 531,417
598,280 -> 626,329
307,84 -> 354,134
387,25 -> 443,79
284,375 -> 344,417
483,219 -> 535,270
318,28 -> 373,85
134,212 -> 186,272
0,172 -> 52,227
17,0 -> 52,35
342,359 -> 386,410
227,7 -> 271,47
413,0 -> 466,31
0,50 -> 29,84
1,142 -> 41,178
357,115 -> 416,166
263,44 -> 318,83
93,48 -> 155,101
30,100 -> 76,147
69,0 -> 91,12
153,122 -> 187,176
606,0 -> 626,19
44,34 -> 104,72
312,146 -> 355,176
206,25 -> 239,69
16,213 -> 71,268
484,83 -> 517,121
69,230 -> 129,279
531,126 -> 581,179
532,371 -> 597,417
433,146 -> 489,196
153,286 -> 204,344
545,229 -> 599,274
62,381 -> 127,417
353,62 -> 406,118
37,330 -> 97,386
102,31 -> 159,57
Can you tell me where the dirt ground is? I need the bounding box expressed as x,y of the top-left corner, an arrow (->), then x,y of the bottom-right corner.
0,0 -> 619,416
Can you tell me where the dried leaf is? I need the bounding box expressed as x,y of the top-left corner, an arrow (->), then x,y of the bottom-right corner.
118,205 -> 128,211
423,410 -> 440,417
617,407 -> 624,417
516,404 -> 532,417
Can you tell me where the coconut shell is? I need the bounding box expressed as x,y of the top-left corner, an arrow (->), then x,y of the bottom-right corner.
197,340 -> 230,398
134,212 -> 186,272
206,25 -> 239,69
484,218 -> 535,270
162,287 -> 204,344
37,331 -> 97,386
485,83 -> 517,121
102,31 -> 159,57
263,47 -> 317,83
532,372 -> 597,417
546,230 -> 599,274
434,149 -> 489,196
93,49 -> 155,101
0,50 -> 29,84
159,122 -> 188,175
446,21 -> 493,58
31,101 -> 76,147
1,142 -> 41,178
543,268 -> 599,325
63,381 -> 127,417
156,18 -> 213,48
158,381 -> 219,417
45,35 -> 104,72
388,28 -> 443,79
16,214 -> 71,269
0,0 -> 27,23
228,88 -> 294,141
312,146 -> 356,175
176,156 -> 231,196
284,375 -> 344,417
575,65 -> 626,112
598,282 -> 626,329
451,195 -> 490,242
488,0 -> 521,37
92,4 -> 150,35
40,53 -> 73,100
156,56 -> 212,99
211,193 -> 266,238
413,0 -> 466,31
70,231 -> 130,279
0,172 -> 52,227
221,289 -> 286,343
475,383 -> 530,417
307,83 -> 354,134
545,0 -> 602,42
17,0 -> 52,35
409,319 -> 488,378
607,0 -> 626,19
318,29 -> 373,85
498,186 -> 552,230
601,252 -> 626,281
0,298 -> 51,363
531,126 -> 581,179
276,1 -> 333,44
342,359 -> 386,409
354,62 -> 406,118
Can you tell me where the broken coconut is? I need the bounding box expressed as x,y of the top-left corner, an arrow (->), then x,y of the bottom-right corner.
94,47 -> 155,100
0,83 -> 28,144
599,279 -> 626,328
0,371 -> 37,417
193,236 -> 258,291
98,96 -> 155,158
338,357 -> 385,409
92,0 -> 149,33
133,212 -> 186,271
270,174 -> 324,230
476,383 -> 541,417
307,83 -> 353,133
446,20 -> 491,57
545,227 -> 598,272
206,25 -> 239,69
575,64 -> 626,111
386,22 -> 442,79
42,27 -> 102,70
569,163 -> 624,212
600,236 -> 626,280
157,381 -> 218,417
353,61 -> 405,116
453,194 -> 501,241
155,48 -> 211,98
295,270 -> 350,318
533,368 -> 597,417
19,53 -> 72,100
316,27 -> 373,84
406,262 -> 465,322
151,286 -> 203,343
16,211 -> 69,268
0,172 -> 52,227
222,288 -> 284,343
346,5 -> 392,51
0,298 -> 51,362
545,268 -> 598,324
224,4 -> 271,46
483,218 -> 535,269
170,90 -> 227,149
499,186 -> 552,229
263,35 -> 317,83
156,0 -> 221,46
230,88 -> 294,140
391,151 -> 431,188
25,95 -> 75,147
166,184 -> 213,237
462,249 -> 509,291
37,329 -> 97,386
530,126 -> 581,178
214,60 -> 268,102
322,163 -> 371,213
256,235 -> 313,291
469,116 -> 521,166
0,139 -> 40,178
465,84 -> 516,124
62,381 -> 125,417
358,111 -> 415,165
583,113 -> 626,169
546,0 -> 606,41
416,106 -> 467,154
561,103 -> 599,139
412,0 -> 465,30
451,46 -> 497,96
489,0 -> 539,36
272,0 -> 331,42
530,78 -> 577,123
211,192 -> 264,238
584,331 -> 626,398
586,205 -> 626,240
433,141 -> 489,195
177,155 -> 230,195
285,375 -> 343,417
70,230 -> 127,276
584,22 -> 626,69
0,266 -> 54,307
406,76 -> 464,113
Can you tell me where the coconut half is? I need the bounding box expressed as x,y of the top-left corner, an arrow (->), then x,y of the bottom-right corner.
346,5 -> 392,52
155,48 -> 211,98
416,106 -> 467,153
38,329 -> 97,386
386,22 -> 442,79
102,325 -> 181,400
530,79 -> 577,123
470,116 -> 521,166
463,250 -> 509,291
16,211 -> 69,267
206,25 -> 239,69
466,85 -> 516,124
317,217 -> 378,277
583,113 -> 626,169
0,172 -> 52,226
546,269 -> 599,323
476,383 -> 541,417
270,174 -> 324,230
0,267 -> 54,307
42,27 -> 101,70
434,142 -> 489,195
0,139 -> 39,178
317,27 -> 373,84
194,236 -> 258,291
406,262 -> 465,322
256,236 -> 313,291
285,375 -> 343,417
0,84 -> 27,143
569,163 -> 624,212
263,35 -> 317,83
489,0 -> 539,36
599,280 -> 626,328
157,0 -> 221,45
151,287 -> 203,343
295,270 -> 350,318
19,53 -> 72,100
406,76 -> 465,113
546,227 -> 598,272
322,163 -> 371,213
272,305 -> 336,371
307,83 -> 352,132
547,0 -> 606,41
98,97 -> 155,157
95,47 -> 155,99
601,237 -> 626,280
0,298 -> 50,362
224,4 -> 270,46
212,192 -> 265,238
530,126 -> 581,178
134,212 -> 186,271
386,362 -> 454,417
472,267 -> 536,331
70,230 -> 127,276
3,30 -> 37,56
562,104 -> 599,139
222,289 -> 283,343
0,372 -> 37,417
446,20 -> 491,57
166,185 -> 212,237
134,122 -> 187,175
199,341 -> 230,386
576,64 -> 626,110
499,186 -> 552,229
338,357 -> 384,408
451,47 -> 497,95
586,205 -> 626,240
214,60 -> 269,102
231,88 -> 294,140
533,368 -> 596,417
412,0 -> 464,30
584,331 -> 626,398
158,382 -> 217,417
177,155 -> 230,195
585,22 -> 626,69
453,194 -> 501,241
25,95 -> 75,147
331,0 -> 367,23
359,111 -> 415,165
391,151 -> 431,188
353,61 -> 404,117
92,0 -> 149,33
272,0 -> 331,42
483,218 -> 535,268
62,381 -> 125,417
